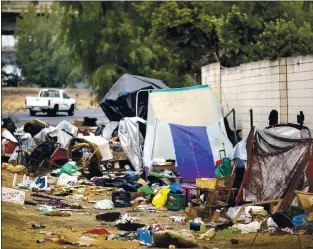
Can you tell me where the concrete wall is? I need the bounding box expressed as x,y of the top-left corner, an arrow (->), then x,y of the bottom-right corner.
201,55 -> 313,136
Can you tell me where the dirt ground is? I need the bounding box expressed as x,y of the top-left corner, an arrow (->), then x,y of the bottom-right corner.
1,87 -> 97,111
2,170 -> 313,249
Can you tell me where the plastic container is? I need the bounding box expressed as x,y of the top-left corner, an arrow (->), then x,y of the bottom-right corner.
165,193 -> 186,211
196,178 -> 217,189
293,214 -> 312,228
112,191 -> 131,207
189,222 -> 206,232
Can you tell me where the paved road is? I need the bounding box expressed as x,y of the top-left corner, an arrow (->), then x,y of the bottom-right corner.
2,108 -> 108,127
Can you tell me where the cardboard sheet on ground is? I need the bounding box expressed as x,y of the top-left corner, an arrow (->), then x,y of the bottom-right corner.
2,187 -> 25,205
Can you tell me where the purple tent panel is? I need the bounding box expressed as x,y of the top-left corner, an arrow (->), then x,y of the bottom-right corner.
169,124 -> 215,182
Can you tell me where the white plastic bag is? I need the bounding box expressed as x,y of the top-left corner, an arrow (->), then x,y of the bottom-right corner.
267,217 -> 278,229
226,206 -> 250,222
93,200 -> 114,210
57,174 -> 78,186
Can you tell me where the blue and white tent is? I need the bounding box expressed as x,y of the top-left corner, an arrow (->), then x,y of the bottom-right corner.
143,85 -> 233,182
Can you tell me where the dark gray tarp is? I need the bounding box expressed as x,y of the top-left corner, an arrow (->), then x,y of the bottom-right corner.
99,74 -> 168,121
242,128 -> 312,210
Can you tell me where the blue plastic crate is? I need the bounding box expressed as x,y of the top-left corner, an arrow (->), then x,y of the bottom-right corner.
293,214 -> 312,228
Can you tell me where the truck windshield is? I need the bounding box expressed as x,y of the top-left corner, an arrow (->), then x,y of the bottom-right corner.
40,90 -> 60,98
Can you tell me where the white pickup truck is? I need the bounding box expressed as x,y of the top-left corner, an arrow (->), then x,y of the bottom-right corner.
25,89 -> 76,117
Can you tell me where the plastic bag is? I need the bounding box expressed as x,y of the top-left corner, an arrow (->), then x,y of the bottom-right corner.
152,187 -> 170,208
60,162 -> 79,175
57,174 -> 78,186
93,200 -> 114,210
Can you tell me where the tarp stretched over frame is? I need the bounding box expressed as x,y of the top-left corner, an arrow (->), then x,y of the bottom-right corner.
243,128 -> 312,210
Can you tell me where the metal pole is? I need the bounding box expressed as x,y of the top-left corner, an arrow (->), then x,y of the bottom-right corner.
250,109 -> 253,130
232,108 -> 238,144
135,89 -> 151,117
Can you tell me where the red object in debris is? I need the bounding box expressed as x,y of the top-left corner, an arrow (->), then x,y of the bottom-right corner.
50,148 -> 68,167
78,128 -> 90,136
83,228 -> 110,235
215,159 -> 223,168
5,141 -> 17,154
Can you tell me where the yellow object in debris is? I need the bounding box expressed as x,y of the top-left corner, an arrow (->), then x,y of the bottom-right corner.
196,178 -> 218,189
152,187 -> 170,208
197,228 -> 216,240
2,163 -> 28,174
137,178 -> 147,186
169,245 -> 176,249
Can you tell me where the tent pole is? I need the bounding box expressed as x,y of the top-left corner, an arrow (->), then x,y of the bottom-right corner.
250,109 -> 253,130
135,89 -> 151,117
151,118 -> 157,166
232,108 -> 238,145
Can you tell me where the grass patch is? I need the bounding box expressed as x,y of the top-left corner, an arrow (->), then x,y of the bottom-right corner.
216,228 -> 241,237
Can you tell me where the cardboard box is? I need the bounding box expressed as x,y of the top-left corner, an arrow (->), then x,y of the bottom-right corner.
185,206 -> 211,221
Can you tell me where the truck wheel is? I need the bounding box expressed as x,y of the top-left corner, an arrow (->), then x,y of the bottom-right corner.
47,105 -> 58,117
30,110 -> 36,116
68,105 -> 74,116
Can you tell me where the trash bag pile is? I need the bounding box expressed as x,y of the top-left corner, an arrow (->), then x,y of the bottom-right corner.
2,116 -> 313,248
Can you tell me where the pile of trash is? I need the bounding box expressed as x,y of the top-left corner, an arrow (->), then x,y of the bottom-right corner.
2,115 -> 313,248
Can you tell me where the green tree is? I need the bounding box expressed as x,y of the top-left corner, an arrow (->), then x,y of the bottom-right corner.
256,19 -> 313,59
137,1 -> 220,73
15,4 -> 84,87
139,1 -> 313,68
57,2 -> 192,99
216,1 -> 313,65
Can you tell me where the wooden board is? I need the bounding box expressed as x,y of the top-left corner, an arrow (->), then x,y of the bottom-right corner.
233,199 -> 283,224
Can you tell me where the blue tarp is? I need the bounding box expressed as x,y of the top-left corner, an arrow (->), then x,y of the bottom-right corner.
169,124 -> 215,182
